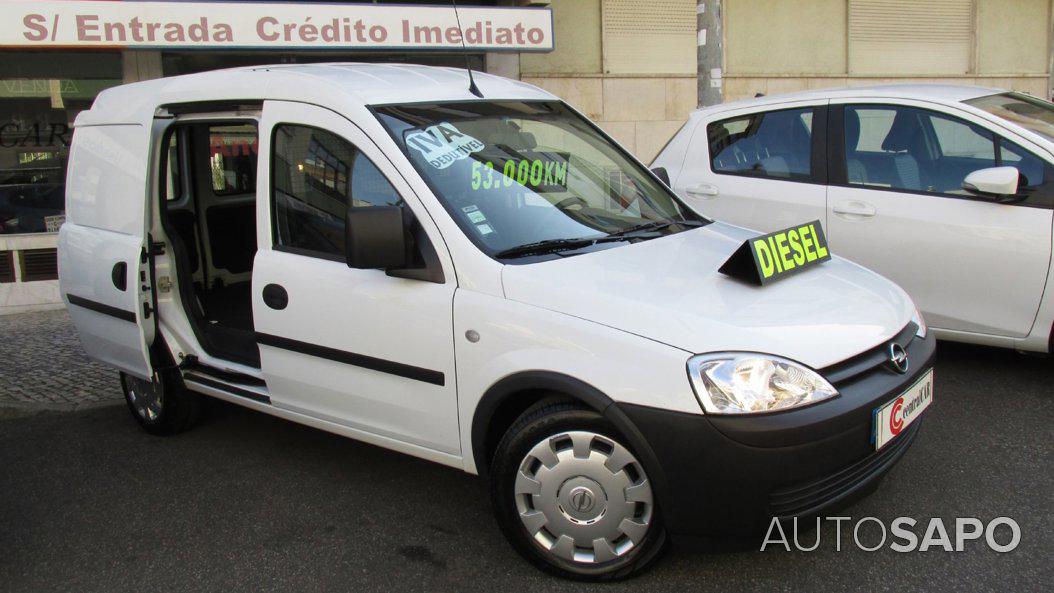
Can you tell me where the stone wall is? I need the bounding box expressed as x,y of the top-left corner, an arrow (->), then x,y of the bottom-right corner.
520,75 -> 697,163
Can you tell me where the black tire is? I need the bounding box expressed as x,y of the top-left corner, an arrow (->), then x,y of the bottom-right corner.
120,351 -> 199,436
489,401 -> 667,581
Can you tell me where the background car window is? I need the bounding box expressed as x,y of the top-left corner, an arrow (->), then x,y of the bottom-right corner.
272,124 -> 402,258
209,124 -> 258,195
844,106 -> 995,195
999,140 -> 1054,195
708,108 -> 813,180
965,92 -> 1054,143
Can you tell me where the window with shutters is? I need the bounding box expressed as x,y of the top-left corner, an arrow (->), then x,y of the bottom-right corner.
0,250 -> 14,283
18,248 -> 58,282
601,0 -> 696,74
849,0 -> 974,75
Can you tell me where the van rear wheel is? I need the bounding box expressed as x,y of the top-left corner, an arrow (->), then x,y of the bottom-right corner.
120,367 -> 199,436
489,402 -> 667,581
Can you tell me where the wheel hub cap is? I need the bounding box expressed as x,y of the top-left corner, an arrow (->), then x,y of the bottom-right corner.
559,478 -> 606,523
126,375 -> 163,421
515,430 -> 654,564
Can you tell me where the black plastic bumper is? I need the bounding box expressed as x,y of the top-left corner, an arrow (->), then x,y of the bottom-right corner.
613,330 -> 936,539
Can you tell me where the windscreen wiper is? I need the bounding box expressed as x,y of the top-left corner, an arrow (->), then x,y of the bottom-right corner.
605,219 -> 707,238
495,220 -> 708,259
495,235 -> 623,259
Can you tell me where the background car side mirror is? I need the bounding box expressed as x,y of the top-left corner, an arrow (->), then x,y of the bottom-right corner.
651,166 -> 671,186
962,167 -> 1022,202
345,206 -> 409,270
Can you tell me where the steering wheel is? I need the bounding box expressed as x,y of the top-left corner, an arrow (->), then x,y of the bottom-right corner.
553,195 -> 588,211
520,195 -> 590,239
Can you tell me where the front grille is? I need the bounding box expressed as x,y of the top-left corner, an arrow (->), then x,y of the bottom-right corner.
18,248 -> 58,282
821,323 -> 918,385
769,421 -> 920,517
0,250 -> 13,283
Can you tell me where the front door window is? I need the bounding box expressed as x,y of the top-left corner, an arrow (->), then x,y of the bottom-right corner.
844,105 -> 997,195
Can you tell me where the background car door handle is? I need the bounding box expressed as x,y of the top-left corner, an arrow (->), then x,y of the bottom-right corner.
685,183 -> 720,197
832,201 -> 877,218
262,284 -> 288,310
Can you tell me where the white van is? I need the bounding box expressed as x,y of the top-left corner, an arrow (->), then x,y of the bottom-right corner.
59,64 -> 934,580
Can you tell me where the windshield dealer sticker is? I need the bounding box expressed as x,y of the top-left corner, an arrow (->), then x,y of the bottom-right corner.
406,123 -> 485,169
462,205 -> 489,224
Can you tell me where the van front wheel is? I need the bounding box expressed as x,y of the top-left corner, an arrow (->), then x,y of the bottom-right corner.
490,403 -> 667,581
120,369 -> 199,436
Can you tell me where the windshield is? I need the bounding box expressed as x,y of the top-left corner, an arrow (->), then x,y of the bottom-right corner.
373,101 -> 706,260
964,92 -> 1054,143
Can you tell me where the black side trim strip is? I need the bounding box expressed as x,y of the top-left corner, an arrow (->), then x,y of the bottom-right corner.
181,359 -> 267,387
66,294 -> 137,323
256,332 -> 445,386
183,373 -> 271,404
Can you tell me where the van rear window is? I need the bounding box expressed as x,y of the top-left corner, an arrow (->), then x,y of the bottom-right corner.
209,124 -> 258,195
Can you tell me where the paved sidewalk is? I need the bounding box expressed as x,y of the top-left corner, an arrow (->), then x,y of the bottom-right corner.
0,310 -> 120,408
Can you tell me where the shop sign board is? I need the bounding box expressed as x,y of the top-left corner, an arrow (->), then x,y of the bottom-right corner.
0,1 -> 554,52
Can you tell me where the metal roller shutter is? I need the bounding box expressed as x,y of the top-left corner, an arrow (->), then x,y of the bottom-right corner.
602,0 -> 696,74
18,248 -> 59,282
0,251 -> 14,283
849,0 -> 974,75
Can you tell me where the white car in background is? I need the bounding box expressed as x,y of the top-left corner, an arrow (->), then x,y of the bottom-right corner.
653,85 -> 1054,353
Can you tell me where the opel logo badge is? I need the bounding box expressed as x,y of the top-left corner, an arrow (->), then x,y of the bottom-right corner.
888,343 -> 909,374
569,487 -> 596,513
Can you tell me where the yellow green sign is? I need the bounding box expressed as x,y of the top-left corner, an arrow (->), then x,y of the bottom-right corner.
470,151 -> 569,193
719,220 -> 831,285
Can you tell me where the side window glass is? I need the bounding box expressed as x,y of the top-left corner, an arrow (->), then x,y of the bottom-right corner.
707,108 -> 813,180
209,124 -> 258,195
272,124 -> 402,259
350,154 -> 404,208
999,140 -> 1053,193
845,106 -> 995,195
925,113 -> 995,194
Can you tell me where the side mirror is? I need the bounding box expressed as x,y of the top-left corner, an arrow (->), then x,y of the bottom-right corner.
962,167 -> 1021,201
345,206 -> 408,270
651,166 -> 671,186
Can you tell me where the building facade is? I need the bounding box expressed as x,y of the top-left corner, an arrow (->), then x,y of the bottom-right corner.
721,0 -> 1052,102
1,0 -> 1052,313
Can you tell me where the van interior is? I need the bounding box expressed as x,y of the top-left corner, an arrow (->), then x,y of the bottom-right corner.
159,119 -> 261,367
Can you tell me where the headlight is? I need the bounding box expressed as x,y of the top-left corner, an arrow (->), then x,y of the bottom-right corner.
911,308 -> 927,338
687,353 -> 838,415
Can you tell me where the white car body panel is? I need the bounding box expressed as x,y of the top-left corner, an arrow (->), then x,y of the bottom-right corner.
453,289 -> 699,474
654,84 -> 1054,352
502,222 -> 913,370
59,224 -> 154,378
61,123 -> 156,378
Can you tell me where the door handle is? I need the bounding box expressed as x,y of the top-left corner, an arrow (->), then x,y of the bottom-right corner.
262,284 -> 288,310
685,182 -> 720,197
832,201 -> 876,218
111,262 -> 127,291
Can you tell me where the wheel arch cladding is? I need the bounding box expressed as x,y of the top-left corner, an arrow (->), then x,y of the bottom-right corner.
471,371 -> 670,508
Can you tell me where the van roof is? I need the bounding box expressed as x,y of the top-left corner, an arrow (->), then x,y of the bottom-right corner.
76,63 -> 556,126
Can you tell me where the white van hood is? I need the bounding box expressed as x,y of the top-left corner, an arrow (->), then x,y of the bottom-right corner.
501,222 -> 914,369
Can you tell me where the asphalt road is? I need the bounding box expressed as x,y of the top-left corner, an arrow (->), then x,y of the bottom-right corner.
1,341 -> 1051,592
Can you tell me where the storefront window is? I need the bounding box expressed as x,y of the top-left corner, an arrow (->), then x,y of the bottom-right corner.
0,52 -> 122,234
